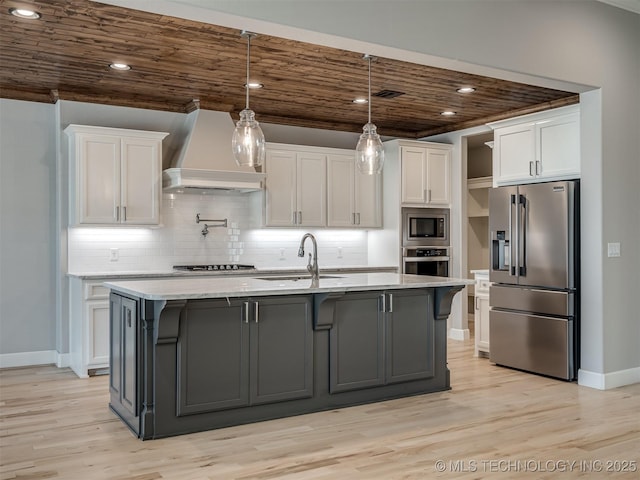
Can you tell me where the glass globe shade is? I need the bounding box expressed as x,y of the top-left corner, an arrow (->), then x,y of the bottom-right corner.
355,122 -> 385,175
232,108 -> 265,167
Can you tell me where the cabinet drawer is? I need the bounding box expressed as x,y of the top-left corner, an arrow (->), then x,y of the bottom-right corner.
85,282 -> 110,300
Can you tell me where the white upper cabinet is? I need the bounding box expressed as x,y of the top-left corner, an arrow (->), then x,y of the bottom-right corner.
264,144 -> 326,227
327,154 -> 382,228
489,104 -> 580,186
65,125 -> 168,226
396,141 -> 452,206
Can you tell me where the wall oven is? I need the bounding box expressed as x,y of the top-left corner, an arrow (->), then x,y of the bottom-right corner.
402,207 -> 449,247
403,247 -> 450,277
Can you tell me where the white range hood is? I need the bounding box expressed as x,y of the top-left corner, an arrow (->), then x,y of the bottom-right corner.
163,109 -> 265,193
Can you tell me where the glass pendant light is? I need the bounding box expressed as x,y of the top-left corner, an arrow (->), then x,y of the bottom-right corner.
355,54 -> 385,175
232,31 -> 266,167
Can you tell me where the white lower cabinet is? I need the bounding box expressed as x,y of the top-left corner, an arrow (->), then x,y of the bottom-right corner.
70,278 -> 111,378
471,270 -> 490,357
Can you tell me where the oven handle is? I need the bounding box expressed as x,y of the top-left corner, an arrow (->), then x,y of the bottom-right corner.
402,256 -> 450,261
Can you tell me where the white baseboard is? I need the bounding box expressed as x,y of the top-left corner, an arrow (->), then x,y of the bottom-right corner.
449,328 -> 470,341
578,366 -> 640,390
56,352 -> 71,368
0,350 -> 58,369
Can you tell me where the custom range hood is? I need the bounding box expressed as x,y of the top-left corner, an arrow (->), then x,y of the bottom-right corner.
163,109 -> 265,193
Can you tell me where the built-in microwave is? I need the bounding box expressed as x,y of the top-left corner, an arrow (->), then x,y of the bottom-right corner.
402,207 -> 450,247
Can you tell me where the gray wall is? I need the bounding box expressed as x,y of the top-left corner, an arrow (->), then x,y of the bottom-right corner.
142,0 -> 639,378
0,99 -> 57,355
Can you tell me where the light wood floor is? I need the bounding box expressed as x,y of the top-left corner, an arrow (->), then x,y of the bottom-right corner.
1,337 -> 639,480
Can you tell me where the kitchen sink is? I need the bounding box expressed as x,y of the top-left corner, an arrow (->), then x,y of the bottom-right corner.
256,275 -> 343,282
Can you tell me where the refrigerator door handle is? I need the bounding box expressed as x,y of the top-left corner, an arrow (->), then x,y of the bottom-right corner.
519,194 -> 527,276
510,194 -> 517,276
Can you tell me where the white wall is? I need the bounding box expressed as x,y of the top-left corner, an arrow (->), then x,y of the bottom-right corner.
0,99 -> 57,361
121,0 -> 640,386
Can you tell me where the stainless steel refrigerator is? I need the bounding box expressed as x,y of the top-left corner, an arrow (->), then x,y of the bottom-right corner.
489,180 -> 579,380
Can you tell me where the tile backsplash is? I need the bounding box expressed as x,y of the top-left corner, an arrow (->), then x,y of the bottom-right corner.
67,192 -> 369,273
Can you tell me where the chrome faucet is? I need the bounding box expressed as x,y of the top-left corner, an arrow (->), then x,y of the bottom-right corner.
298,233 -> 319,284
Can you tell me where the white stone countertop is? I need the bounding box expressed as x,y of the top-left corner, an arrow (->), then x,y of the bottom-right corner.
67,265 -> 397,280
104,272 -> 473,301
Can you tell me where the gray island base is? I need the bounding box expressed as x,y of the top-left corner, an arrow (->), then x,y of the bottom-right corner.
105,273 -> 469,440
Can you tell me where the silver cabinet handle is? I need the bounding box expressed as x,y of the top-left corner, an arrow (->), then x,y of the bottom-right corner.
388,293 -> 393,313
529,161 -> 535,176
244,301 -> 250,323
380,293 -> 386,312
127,309 -> 131,327
535,160 -> 541,175
292,211 -> 297,225
254,301 -> 259,323
428,189 -> 431,203
115,206 -> 120,221
352,212 -> 356,225
356,212 -> 361,225
475,296 -> 479,311
122,206 -> 127,221
298,211 -> 302,224
424,189 -> 428,203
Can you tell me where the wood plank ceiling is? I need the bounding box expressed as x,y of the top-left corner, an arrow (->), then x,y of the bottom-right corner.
0,0 -> 579,138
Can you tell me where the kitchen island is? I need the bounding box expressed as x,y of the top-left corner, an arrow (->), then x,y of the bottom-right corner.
105,273 -> 471,439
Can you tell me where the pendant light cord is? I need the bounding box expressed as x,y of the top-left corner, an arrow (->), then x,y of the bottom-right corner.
245,34 -> 251,110
367,55 -> 372,124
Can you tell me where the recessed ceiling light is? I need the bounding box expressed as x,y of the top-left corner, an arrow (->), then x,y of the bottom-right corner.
441,111 -> 457,116
456,86 -> 475,93
9,8 -> 41,19
245,82 -> 263,89
353,98 -> 368,104
109,63 -> 131,71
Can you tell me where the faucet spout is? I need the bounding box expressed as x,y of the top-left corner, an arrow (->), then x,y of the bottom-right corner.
298,233 -> 319,283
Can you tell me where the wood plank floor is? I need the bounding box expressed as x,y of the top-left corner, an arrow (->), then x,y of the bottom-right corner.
1,337 -> 639,479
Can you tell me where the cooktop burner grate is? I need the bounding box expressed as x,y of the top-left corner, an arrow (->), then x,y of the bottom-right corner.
173,264 -> 256,271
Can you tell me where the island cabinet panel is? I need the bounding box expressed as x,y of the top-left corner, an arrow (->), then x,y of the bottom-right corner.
109,293 -> 140,429
176,299 -> 250,415
250,296 -> 314,404
385,290 -> 434,384
330,289 -> 434,393
175,296 -> 313,416
330,292 -> 385,393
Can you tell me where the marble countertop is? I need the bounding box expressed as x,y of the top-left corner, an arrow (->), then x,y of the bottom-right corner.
105,272 -> 473,301
68,265 -> 397,280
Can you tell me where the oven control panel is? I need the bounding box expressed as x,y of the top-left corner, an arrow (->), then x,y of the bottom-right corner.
403,247 -> 449,258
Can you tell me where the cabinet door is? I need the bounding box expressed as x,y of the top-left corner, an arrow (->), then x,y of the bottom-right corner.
355,167 -> 382,227
85,300 -> 110,368
426,148 -> 450,205
176,299 -> 249,415
475,295 -> 490,355
494,123 -> 536,184
401,146 -> 427,204
296,152 -> 326,226
327,154 -> 356,227
265,149 -> 297,226
385,290 -> 434,384
78,134 -> 121,224
249,296 -> 313,405
121,296 -> 139,417
120,137 -> 161,225
330,291 -> 385,393
538,112 -> 580,180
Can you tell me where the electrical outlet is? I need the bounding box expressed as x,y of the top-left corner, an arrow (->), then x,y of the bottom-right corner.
607,242 -> 621,258
110,248 -> 119,262
337,247 -> 343,258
